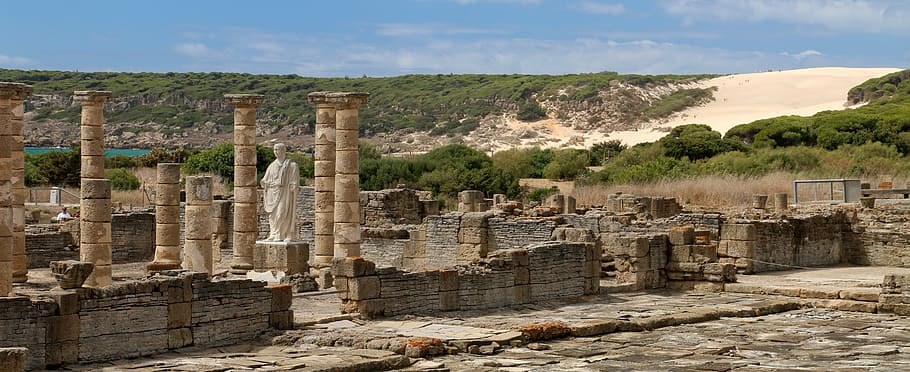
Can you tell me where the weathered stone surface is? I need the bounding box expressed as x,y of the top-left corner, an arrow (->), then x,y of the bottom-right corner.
50,260 -> 94,289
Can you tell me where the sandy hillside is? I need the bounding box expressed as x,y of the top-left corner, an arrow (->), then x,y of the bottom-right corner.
605,67 -> 901,145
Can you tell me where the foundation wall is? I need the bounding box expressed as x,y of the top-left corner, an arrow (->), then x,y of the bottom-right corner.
718,213 -> 855,273
334,241 -> 599,317
0,272 -> 292,370
487,218 -> 558,251
25,212 -> 155,269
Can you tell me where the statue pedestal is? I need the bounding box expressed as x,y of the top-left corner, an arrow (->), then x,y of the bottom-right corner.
253,240 -> 308,275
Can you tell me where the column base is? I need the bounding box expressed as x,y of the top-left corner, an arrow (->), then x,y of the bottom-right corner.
146,262 -> 181,274
230,262 -> 254,275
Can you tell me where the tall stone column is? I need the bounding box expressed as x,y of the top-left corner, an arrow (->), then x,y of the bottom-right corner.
80,179 -> 112,287
9,85 -> 31,283
332,93 -> 369,258
75,91 -> 111,179
225,94 -> 263,274
184,176 -> 213,276
307,93 -> 337,267
0,83 -> 28,295
75,91 -> 113,287
147,163 -> 181,273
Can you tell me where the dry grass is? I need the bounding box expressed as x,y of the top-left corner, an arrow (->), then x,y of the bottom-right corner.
572,172 -> 796,210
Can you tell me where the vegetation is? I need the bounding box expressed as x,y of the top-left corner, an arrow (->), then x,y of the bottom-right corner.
0,69 -> 715,138
105,168 -> 140,190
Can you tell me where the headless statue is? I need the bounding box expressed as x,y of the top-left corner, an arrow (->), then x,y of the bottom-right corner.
260,143 -> 299,241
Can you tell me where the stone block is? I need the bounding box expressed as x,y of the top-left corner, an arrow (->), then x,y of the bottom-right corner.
50,260 -> 94,289
80,198 -> 112,222
668,226 -> 695,245
669,246 -> 691,262
514,285 -> 530,304
690,245 -> 718,263
269,284 -> 293,311
168,302 -> 192,329
47,314 -> 80,342
269,310 -> 294,330
693,230 -> 712,244
666,262 -> 703,273
720,224 -> 756,241
80,178 -> 111,199
439,269 -> 459,291
723,240 -> 756,258
440,291 -> 458,311
515,267 -> 530,285
51,290 -> 80,315
346,299 -> 386,318
168,328 -> 193,349
0,347 -> 27,371
157,183 -> 181,206
350,276 -> 380,300
332,257 -> 375,277
459,227 -> 487,244
45,340 -> 78,367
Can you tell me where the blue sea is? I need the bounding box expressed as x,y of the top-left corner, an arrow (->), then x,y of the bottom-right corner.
25,147 -> 152,157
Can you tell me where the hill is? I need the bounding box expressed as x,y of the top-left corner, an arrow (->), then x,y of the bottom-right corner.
604,67 -> 900,145
0,69 -> 715,152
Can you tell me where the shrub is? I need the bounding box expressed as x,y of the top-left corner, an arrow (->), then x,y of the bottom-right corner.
543,149 -> 590,180
517,101 -> 547,121
528,186 -> 559,202
105,168 -> 140,190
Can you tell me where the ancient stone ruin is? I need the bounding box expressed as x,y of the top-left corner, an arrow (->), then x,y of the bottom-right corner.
5,84 -> 910,370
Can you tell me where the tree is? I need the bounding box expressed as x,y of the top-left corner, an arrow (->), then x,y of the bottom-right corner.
517,101 -> 547,121
590,140 -> 626,165
492,148 -> 533,179
659,124 -> 745,161
543,149 -> 590,180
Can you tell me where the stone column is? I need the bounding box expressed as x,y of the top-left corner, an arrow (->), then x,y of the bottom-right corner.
307,93 -> 337,267
80,179 -> 112,287
332,93 -> 369,258
147,163 -> 181,273
75,91 -> 111,179
184,176 -> 213,276
9,85 -> 31,284
0,83 -> 28,295
75,91 -> 112,287
225,94 -> 263,274
212,199 -> 232,264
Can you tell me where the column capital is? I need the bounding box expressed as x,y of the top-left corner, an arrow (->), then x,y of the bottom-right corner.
225,94 -> 264,107
307,92 -> 369,107
73,90 -> 112,104
0,82 -> 32,100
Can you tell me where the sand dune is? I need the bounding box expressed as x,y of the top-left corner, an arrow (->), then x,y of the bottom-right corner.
606,67 -> 901,145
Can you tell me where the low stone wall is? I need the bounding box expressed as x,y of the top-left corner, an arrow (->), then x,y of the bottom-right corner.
333,241 -> 599,317
25,212 -> 156,269
488,218 -> 558,252
718,212 -> 855,273
0,272 -> 292,370
852,229 -> 910,266
361,228 -> 414,268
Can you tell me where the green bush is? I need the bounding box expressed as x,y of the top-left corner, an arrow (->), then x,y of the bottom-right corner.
24,149 -> 80,187
105,168 -> 140,190
182,142 -> 275,181
543,149 -> 590,180
105,154 -> 137,169
492,148 -> 533,179
660,124 -> 746,160
528,186 -> 559,202
589,140 -> 626,166
517,101 -> 547,121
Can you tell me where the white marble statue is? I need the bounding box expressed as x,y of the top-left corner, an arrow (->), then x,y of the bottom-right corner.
260,143 -> 299,241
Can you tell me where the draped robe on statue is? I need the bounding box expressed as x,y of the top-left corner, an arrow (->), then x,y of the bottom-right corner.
261,157 -> 299,241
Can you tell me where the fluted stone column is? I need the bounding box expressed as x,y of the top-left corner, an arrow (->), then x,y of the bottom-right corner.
307,93 -> 337,267
75,91 -> 113,287
225,94 -> 263,274
9,85 -> 31,283
80,179 -> 112,287
184,176 -> 213,276
332,93 -> 369,258
0,83 -> 29,295
147,163 -> 181,273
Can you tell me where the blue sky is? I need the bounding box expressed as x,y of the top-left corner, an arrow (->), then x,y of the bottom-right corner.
1,0 -> 907,77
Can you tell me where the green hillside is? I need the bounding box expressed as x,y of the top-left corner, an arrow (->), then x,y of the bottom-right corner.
0,69 -> 715,137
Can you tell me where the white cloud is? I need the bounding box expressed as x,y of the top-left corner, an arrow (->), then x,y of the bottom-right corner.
376,23 -> 504,37
662,0 -> 910,33
578,1 -> 626,15
781,49 -> 824,60
0,54 -> 31,66
173,43 -> 212,58
450,0 -> 541,4
172,27 -> 840,77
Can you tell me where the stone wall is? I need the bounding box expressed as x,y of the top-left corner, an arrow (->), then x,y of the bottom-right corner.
361,228 -> 414,268
488,218 -> 558,252
852,229 -> 910,266
717,212 -> 855,274
333,241 -> 600,317
424,214 -> 462,269
0,272 -> 292,369
25,212 -> 155,269
603,194 -> 681,219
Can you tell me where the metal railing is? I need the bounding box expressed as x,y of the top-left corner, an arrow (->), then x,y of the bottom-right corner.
27,186 -> 80,206
793,179 -> 862,204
